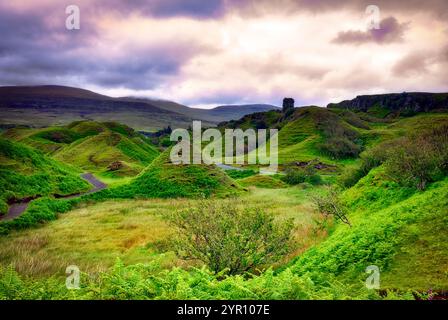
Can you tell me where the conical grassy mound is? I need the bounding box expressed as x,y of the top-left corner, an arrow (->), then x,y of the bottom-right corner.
98,150 -> 243,199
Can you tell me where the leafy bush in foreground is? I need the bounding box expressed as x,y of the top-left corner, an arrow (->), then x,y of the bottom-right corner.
168,200 -> 294,275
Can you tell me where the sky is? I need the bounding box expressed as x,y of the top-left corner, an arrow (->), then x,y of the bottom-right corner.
0,0 -> 447,108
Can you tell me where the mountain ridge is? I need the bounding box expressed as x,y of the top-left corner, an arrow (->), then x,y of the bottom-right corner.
0,85 -> 279,129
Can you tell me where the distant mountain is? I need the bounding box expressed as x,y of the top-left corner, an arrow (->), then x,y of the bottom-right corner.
0,85 -> 279,130
122,97 -> 279,122
0,85 -> 110,100
207,104 -> 279,121
328,92 -> 448,117
0,85 -> 193,131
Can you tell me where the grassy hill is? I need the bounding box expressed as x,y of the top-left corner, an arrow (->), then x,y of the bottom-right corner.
108,150 -> 243,199
3,121 -> 160,179
221,106 -> 448,169
0,138 -> 90,215
290,168 -> 448,292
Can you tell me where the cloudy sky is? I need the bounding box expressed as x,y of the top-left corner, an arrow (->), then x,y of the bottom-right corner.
0,0 -> 447,108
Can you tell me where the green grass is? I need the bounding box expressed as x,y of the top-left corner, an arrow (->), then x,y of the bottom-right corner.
239,174 -> 287,189
0,138 -> 90,215
3,121 -> 160,178
0,187 -> 322,278
225,169 -> 257,180
290,169 -> 448,292
0,112 -> 447,299
111,150 -> 243,199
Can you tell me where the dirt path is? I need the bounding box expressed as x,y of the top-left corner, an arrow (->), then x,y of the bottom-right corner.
0,173 -> 107,222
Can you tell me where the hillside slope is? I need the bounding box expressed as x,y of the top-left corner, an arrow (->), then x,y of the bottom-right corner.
328,92 -> 448,117
3,121 -> 160,178
0,138 -> 90,215
291,168 -> 448,292
220,104 -> 448,168
121,98 -> 279,122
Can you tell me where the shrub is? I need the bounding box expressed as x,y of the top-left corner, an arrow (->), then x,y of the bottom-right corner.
311,187 -> 351,226
319,137 -> 362,159
282,167 -> 322,186
226,169 -> 257,180
167,200 -> 294,275
384,125 -> 448,190
282,168 -> 306,185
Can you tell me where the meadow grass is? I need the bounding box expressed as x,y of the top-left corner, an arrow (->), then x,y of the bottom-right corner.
0,187 -> 323,278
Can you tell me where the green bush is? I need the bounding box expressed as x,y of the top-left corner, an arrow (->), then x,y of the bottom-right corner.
226,169 -> 257,180
282,167 -> 322,186
319,137 -> 362,159
384,124 -> 448,190
168,200 -> 294,275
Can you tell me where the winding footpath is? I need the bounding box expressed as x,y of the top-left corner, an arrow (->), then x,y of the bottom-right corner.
0,173 -> 107,222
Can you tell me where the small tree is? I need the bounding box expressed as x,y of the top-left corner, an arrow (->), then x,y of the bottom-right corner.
311,187 -> 351,226
168,200 -> 294,275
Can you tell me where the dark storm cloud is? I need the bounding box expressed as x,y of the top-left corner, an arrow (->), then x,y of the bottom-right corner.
87,42 -> 211,90
92,0 -> 226,19
333,17 -> 409,45
0,3 -> 210,90
0,39 -> 207,90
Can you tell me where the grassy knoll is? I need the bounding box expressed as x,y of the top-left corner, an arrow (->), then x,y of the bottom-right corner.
2,121 -> 160,179
0,138 -> 90,215
108,150 -> 243,199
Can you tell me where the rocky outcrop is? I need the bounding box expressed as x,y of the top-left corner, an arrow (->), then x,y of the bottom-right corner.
328,92 -> 448,116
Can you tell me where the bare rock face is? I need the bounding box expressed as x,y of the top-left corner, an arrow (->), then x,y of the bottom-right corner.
282,98 -> 295,113
328,92 -> 448,117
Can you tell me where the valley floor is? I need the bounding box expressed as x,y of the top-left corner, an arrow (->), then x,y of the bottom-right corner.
0,187 -> 326,278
